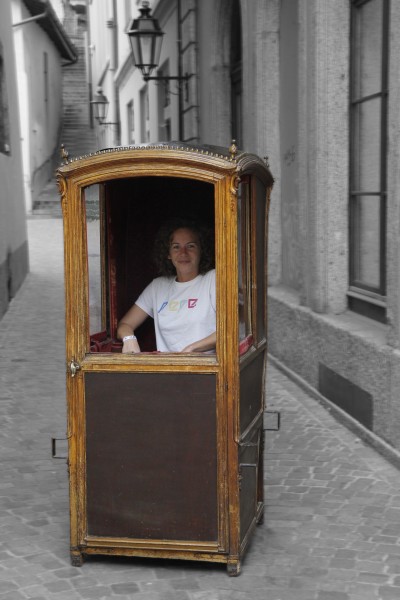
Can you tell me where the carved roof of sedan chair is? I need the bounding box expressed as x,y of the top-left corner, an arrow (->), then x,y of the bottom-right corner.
57,141 -> 274,186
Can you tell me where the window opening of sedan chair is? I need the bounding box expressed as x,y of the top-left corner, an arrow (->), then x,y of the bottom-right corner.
237,175 -> 268,355
84,176 -> 216,355
238,177 -> 253,354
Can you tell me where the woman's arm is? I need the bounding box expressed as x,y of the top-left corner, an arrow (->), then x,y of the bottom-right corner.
180,331 -> 216,353
117,304 -> 149,353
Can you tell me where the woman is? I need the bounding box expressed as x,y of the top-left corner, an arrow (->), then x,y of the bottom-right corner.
117,219 -> 216,353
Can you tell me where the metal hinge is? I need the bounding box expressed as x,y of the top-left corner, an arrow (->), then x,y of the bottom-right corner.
68,360 -> 81,378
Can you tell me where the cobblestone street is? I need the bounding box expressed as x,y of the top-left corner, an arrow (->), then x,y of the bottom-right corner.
0,219 -> 400,599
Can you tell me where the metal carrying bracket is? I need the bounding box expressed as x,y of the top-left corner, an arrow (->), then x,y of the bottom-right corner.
264,410 -> 281,431
238,440 -> 258,447
51,434 -> 70,459
238,463 -> 258,490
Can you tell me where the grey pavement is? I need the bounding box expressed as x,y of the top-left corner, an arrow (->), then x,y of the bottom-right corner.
1,219 -> 400,599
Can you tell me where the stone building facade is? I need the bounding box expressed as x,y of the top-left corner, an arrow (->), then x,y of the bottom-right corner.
87,0 -> 400,455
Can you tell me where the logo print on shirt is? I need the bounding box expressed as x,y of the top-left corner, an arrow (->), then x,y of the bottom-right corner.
158,298 -> 198,312
169,300 -> 180,312
157,301 -> 168,313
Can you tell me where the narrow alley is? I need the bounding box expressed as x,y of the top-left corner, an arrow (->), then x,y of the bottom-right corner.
0,217 -> 400,599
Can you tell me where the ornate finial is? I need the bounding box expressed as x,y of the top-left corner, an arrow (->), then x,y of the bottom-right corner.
264,155 -> 270,168
229,139 -> 238,159
61,144 -> 69,163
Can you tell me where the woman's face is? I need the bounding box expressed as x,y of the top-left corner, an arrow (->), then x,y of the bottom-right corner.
168,228 -> 201,282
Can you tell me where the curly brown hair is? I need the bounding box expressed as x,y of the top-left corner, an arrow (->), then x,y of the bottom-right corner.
153,218 -> 214,277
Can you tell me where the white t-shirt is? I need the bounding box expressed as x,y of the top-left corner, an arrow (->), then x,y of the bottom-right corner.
135,269 -> 216,352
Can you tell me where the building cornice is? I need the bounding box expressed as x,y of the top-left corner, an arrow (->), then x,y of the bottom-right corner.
20,0 -> 77,63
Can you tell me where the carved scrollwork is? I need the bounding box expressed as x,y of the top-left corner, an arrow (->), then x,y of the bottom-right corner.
229,174 -> 240,212
230,174 -> 240,197
57,174 -> 66,198
57,174 -> 67,217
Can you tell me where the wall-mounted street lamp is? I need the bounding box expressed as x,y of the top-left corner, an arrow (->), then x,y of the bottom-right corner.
127,0 -> 191,141
91,88 -> 118,126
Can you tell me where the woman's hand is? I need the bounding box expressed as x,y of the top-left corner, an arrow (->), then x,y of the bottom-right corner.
122,337 -> 141,354
117,304 -> 149,353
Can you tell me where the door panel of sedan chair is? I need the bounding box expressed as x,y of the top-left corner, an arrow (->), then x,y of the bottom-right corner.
57,144 -> 273,576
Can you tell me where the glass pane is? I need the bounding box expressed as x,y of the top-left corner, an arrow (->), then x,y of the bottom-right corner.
84,185 -> 103,336
353,195 -> 381,289
353,0 -> 382,99
238,181 -> 251,347
353,98 -> 381,191
255,178 -> 266,341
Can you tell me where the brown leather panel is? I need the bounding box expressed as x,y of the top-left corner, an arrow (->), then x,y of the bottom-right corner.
85,372 -> 218,542
239,352 -> 265,434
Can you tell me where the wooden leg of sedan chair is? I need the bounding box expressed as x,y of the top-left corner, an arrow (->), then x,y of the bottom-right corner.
256,506 -> 264,525
70,549 -> 84,567
227,557 -> 241,576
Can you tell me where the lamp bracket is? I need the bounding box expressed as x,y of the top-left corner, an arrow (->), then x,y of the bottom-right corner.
143,73 -> 191,102
143,74 -> 190,82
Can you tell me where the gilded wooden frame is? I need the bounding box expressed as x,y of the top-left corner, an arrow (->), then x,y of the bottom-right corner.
57,144 -> 273,575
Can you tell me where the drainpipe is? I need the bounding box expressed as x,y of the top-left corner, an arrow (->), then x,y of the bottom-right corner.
108,0 -> 121,145
86,0 -> 94,127
177,0 -> 184,142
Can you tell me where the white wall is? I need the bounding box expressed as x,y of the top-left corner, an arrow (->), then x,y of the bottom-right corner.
12,0 -> 64,212
0,1 -> 28,317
